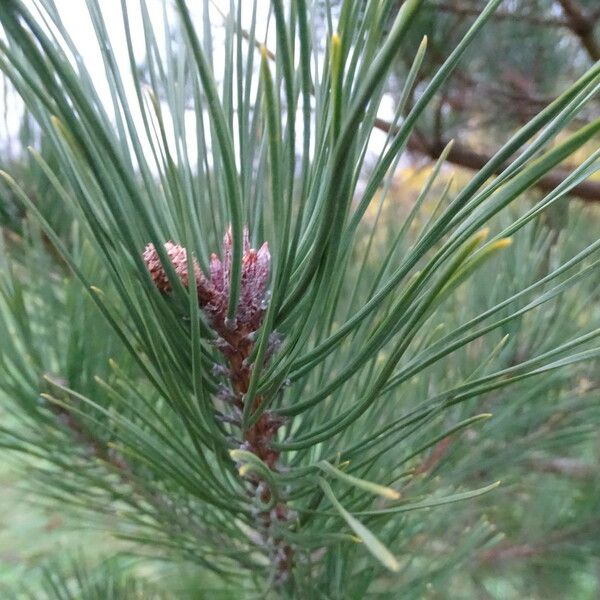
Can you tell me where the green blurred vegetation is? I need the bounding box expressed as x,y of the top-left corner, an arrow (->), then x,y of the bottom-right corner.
0,0 -> 599,598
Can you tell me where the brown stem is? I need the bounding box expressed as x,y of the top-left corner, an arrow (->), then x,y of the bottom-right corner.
45,380 -> 228,565
214,323 -> 294,584
414,436 -> 453,475
46,390 -> 129,475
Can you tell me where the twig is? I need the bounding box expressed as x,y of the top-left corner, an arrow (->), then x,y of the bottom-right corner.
414,436 -> 453,475
557,0 -> 600,61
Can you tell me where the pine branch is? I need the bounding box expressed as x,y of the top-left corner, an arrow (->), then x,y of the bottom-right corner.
44,379 -> 216,555
45,379 -> 130,475
3,1 -> 600,593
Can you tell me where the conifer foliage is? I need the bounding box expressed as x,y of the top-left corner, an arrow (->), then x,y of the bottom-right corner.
0,0 -> 599,597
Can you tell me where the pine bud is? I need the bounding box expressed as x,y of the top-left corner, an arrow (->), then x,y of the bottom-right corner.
142,229 -> 271,333
142,242 -> 214,301
206,228 -> 271,331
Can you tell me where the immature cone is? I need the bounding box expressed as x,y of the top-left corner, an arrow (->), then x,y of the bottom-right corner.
143,231 -> 271,332
142,241 -> 211,298
209,229 -> 271,330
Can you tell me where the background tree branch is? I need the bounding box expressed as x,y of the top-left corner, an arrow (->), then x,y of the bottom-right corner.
557,0 -> 600,60
430,1 -> 571,28
374,117 -> 600,203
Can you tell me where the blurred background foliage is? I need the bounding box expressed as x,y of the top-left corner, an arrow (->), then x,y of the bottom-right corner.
386,0 -> 600,200
0,0 -> 599,598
